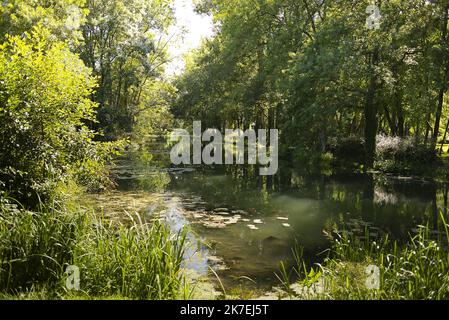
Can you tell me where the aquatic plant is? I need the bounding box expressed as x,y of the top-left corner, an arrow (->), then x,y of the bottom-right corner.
72,212 -> 188,300
0,195 -> 189,300
279,213 -> 449,300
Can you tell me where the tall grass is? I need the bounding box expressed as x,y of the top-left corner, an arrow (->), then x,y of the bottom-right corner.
280,213 -> 449,300
73,212 -> 188,300
0,198 -> 84,295
0,196 -> 189,300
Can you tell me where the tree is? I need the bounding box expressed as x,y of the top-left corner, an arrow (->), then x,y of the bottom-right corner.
0,27 -> 114,207
176,0 -> 448,170
79,0 -> 174,139
0,0 -> 88,43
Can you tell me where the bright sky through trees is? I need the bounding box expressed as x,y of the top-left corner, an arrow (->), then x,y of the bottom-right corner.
166,0 -> 214,77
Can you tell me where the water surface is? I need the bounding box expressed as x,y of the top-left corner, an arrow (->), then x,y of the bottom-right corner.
109,152 -> 448,291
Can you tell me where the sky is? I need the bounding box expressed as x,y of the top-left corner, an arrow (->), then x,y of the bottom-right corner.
165,0 -> 215,77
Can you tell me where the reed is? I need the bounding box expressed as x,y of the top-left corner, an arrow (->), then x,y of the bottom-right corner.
280,212 -> 449,300
73,213 -> 189,300
0,196 -> 189,300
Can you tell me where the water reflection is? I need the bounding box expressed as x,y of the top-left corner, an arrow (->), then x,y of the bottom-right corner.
162,198 -> 210,276
168,166 -> 449,289
111,147 -> 449,290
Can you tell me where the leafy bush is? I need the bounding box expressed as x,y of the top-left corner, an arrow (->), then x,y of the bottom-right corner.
376,134 -> 436,165
0,27 -> 120,207
323,135 -> 437,171
327,136 -> 366,164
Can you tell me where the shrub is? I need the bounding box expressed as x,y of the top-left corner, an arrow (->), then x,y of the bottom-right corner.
375,134 -> 436,165
0,27 -> 119,207
327,136 -> 366,164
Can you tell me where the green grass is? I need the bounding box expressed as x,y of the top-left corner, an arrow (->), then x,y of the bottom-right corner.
0,196 -> 190,300
280,213 -> 449,300
0,198 -> 84,295
72,212 -> 189,300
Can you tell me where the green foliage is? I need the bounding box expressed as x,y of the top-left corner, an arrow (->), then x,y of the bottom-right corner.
132,80 -> 177,144
0,0 -> 88,43
374,134 -> 437,174
0,0 -> 192,302
0,196 -> 86,294
79,0 -> 175,139
0,27 -> 120,206
0,195 -> 189,300
73,214 -> 188,300
376,134 -> 436,163
283,214 -> 449,300
2,0 -> 178,140
176,0 -> 449,169
328,137 -> 366,164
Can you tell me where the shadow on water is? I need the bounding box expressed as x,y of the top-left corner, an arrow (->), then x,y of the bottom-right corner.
108,147 -> 449,292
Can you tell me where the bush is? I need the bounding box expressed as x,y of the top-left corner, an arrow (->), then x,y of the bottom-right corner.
327,136 -> 366,164
0,27 -> 119,207
375,134 -> 436,164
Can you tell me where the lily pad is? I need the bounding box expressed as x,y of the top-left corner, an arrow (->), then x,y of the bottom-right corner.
247,224 -> 259,230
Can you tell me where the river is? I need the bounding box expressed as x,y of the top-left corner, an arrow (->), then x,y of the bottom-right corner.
83,143 -> 449,295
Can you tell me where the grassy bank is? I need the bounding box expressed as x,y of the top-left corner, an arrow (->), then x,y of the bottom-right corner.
0,196 -> 189,300
278,213 -> 449,300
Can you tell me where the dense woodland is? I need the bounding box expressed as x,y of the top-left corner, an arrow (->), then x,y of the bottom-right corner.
176,0 -> 449,171
0,0 -> 177,207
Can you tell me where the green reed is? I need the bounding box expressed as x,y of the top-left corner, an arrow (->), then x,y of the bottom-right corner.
0,196 -> 189,300
72,213 -> 188,300
281,212 -> 449,300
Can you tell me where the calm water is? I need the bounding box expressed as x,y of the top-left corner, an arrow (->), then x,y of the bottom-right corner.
110,150 -> 449,291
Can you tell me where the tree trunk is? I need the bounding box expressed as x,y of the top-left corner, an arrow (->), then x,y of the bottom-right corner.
364,49 -> 380,169
431,4 -> 449,149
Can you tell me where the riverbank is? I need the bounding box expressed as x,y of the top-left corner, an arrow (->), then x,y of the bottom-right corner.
2,173 -> 449,300
271,212 -> 449,300
0,195 -> 190,300
3,148 -> 449,300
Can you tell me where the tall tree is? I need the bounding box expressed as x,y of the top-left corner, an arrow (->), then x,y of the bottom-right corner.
80,0 -> 174,138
